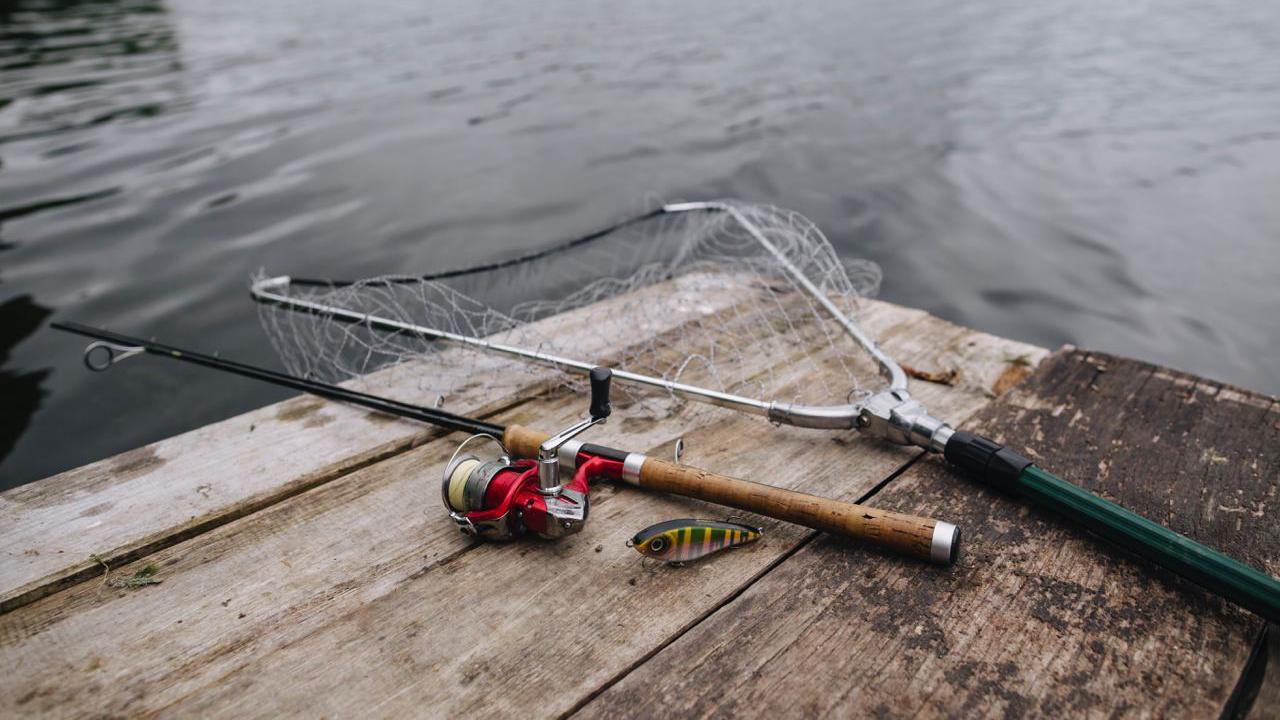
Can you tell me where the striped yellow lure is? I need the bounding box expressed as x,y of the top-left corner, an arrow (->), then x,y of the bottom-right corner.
629,519 -> 761,563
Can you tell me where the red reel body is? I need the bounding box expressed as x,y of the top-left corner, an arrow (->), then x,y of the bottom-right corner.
445,452 -> 622,540
443,366 -> 619,541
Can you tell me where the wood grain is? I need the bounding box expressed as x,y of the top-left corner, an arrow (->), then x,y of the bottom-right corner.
144,306 -> 1035,718
1252,628 -> 1280,719
580,350 -> 1279,719
0,298 -> 1044,717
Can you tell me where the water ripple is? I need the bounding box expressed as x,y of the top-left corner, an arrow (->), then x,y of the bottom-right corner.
1,0 -> 1278,488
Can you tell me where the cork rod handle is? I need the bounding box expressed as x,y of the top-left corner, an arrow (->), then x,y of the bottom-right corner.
504,424 -> 957,564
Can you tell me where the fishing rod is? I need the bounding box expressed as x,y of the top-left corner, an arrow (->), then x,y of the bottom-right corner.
249,200 -> 1280,625
51,321 -> 961,565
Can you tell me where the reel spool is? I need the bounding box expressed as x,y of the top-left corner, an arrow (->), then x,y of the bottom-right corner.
441,434 -> 512,517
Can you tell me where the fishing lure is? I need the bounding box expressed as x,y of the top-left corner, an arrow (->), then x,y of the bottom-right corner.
629,519 -> 761,563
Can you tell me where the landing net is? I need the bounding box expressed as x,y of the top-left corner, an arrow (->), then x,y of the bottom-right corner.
254,201 -> 886,426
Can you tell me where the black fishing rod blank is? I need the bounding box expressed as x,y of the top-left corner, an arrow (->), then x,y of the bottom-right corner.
52,321 -> 504,438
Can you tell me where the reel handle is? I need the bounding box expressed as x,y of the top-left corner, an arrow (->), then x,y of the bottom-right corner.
589,367 -> 612,420
503,425 -> 959,565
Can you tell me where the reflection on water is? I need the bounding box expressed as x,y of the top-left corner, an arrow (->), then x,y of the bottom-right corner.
1,0 -> 1278,488
0,295 -> 51,463
0,0 -> 182,142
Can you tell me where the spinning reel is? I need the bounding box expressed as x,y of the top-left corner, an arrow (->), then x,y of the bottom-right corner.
441,367 -> 621,540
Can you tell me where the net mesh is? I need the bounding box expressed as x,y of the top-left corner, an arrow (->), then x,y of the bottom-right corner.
255,201 -> 884,423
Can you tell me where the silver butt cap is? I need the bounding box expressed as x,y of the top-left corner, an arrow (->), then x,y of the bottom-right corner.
930,521 -> 961,565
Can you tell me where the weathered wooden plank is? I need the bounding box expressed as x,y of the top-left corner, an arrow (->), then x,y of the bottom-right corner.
1251,627 -> 1280,719
0,300 -> 1044,717
580,350 -> 1279,718
0,274 -> 757,612
2,283 -> 880,707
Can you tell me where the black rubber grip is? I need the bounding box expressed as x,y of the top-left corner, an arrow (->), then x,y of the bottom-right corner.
944,431 -> 1034,494
578,442 -> 628,463
589,367 -> 612,420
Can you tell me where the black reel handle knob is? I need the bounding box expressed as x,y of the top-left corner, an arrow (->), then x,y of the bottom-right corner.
589,367 -> 612,420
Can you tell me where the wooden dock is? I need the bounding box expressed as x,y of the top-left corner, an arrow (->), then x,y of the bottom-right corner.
2,276 -> 1277,718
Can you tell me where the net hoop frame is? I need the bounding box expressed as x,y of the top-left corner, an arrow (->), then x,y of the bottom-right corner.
249,201 -> 909,430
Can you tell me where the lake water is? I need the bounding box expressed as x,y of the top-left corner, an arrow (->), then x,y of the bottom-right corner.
2,0 -> 1278,489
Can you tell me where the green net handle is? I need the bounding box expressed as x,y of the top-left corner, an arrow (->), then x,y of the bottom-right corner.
944,430 -> 1279,625
1018,465 -> 1280,625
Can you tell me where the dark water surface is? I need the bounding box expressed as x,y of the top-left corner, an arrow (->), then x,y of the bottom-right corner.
2,0 -> 1278,488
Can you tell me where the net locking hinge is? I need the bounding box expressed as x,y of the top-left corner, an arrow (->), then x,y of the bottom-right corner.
856,390 -> 954,453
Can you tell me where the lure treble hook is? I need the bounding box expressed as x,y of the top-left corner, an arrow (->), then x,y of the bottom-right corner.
82,341 -> 145,372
